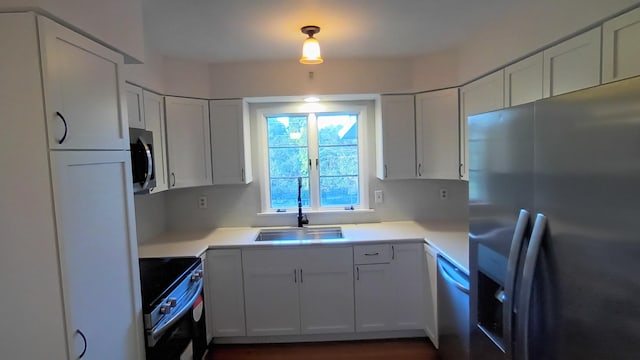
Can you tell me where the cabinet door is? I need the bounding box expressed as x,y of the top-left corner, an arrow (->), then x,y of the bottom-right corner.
354,264 -> 392,332
126,84 -> 145,129
49,151 -> 144,360
390,243 -> 425,330
0,13 -> 68,359
460,70 -> 504,181
165,96 -> 212,189
210,99 -> 252,185
543,27 -> 602,98
377,94 -> 416,180
299,247 -> 354,335
424,244 -> 439,348
38,16 -> 128,150
415,89 -> 460,180
603,7 -> 640,83
504,53 -> 544,106
206,249 -> 246,337
242,248 -> 301,336
143,91 -> 169,193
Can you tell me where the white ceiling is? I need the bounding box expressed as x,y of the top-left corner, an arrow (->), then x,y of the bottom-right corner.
142,0 -> 529,63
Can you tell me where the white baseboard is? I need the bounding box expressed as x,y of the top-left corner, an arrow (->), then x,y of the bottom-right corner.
212,329 -> 427,345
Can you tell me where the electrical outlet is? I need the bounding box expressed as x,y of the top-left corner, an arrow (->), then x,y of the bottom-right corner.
440,188 -> 448,200
374,190 -> 384,204
198,196 -> 208,209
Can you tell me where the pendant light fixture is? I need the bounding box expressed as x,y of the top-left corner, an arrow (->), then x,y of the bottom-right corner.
299,25 -> 323,64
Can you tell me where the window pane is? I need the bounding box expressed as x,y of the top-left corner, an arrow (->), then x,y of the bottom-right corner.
318,146 -> 358,176
269,147 -> 309,177
320,176 -> 359,207
317,114 -> 358,145
270,177 -> 310,209
267,116 -> 308,147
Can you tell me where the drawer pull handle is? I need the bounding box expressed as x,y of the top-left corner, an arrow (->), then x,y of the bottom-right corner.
364,252 -> 379,256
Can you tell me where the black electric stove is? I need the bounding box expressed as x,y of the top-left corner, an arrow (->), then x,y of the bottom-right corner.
138,257 -> 207,359
139,257 -> 201,313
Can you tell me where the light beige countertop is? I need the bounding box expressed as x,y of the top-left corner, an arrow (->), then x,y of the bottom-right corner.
138,220 -> 469,274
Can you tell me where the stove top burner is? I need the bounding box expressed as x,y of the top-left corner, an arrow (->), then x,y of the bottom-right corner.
139,257 -> 200,312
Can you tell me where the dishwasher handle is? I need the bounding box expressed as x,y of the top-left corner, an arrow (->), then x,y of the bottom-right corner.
438,256 -> 470,295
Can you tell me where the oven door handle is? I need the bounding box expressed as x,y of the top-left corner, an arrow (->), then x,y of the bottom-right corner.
148,279 -> 203,345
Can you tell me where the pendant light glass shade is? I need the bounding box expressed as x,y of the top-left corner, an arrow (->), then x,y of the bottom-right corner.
300,26 -> 324,64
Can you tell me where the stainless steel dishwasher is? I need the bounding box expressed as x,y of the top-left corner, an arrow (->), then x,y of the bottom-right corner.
438,255 -> 470,360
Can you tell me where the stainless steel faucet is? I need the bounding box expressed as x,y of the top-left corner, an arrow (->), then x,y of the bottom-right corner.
297,177 -> 309,227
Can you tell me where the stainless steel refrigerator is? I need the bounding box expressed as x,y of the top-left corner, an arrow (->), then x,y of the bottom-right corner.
468,76 -> 640,360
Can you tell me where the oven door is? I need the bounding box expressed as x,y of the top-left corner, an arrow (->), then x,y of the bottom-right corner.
145,286 -> 207,360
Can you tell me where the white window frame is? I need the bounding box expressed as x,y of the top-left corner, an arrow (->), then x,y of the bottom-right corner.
255,101 -> 370,213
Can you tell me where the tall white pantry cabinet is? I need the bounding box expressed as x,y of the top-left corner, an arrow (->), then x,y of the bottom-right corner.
0,13 -> 144,360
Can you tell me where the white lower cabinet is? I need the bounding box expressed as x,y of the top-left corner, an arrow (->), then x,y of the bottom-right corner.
50,151 -> 144,359
206,249 -> 246,338
354,243 -> 426,332
242,246 -> 354,337
299,247 -> 355,334
424,244 -> 439,348
354,263 -> 393,331
390,244 -> 426,330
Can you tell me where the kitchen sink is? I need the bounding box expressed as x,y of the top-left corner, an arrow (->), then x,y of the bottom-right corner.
255,226 -> 343,241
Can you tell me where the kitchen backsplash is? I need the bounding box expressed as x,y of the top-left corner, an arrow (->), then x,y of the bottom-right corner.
133,178 -> 468,243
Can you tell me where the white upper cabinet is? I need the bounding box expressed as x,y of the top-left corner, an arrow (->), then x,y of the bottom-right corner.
125,84 -> 145,129
459,70 -> 505,181
603,7 -> 640,83
543,27 -> 602,98
504,52 -> 544,106
377,94 -> 416,180
165,96 -> 212,189
125,85 -> 168,193
38,16 -> 128,150
144,91 -> 168,193
209,99 -> 253,185
415,89 -> 460,180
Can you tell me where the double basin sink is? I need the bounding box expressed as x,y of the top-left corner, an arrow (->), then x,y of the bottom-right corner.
255,226 -> 344,242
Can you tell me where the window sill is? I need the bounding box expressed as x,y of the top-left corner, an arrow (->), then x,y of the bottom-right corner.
257,208 -> 375,217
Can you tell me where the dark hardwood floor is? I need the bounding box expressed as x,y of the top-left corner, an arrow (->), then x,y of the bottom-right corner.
206,338 -> 438,360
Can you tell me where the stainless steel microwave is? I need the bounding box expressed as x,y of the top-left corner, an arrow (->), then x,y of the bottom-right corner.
129,128 -> 156,194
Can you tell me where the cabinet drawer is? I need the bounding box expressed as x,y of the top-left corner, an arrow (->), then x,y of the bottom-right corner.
354,244 -> 391,264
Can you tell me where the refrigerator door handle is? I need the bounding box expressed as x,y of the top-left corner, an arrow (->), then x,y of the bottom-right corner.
504,209 -> 530,355
516,213 -> 547,360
